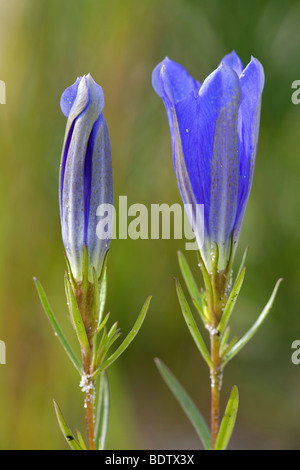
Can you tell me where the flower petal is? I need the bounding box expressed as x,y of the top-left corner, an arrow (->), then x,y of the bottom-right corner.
152,57 -> 200,106
174,64 -> 242,268
86,115 -> 113,278
60,77 -> 82,118
235,57 -> 265,235
220,50 -> 244,76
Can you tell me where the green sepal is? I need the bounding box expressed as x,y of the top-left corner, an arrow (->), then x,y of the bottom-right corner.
175,279 -> 213,369
33,277 -> 83,375
218,266 -> 246,334
63,252 -> 77,292
82,245 -> 89,291
215,386 -> 239,450
233,245 -> 249,287
53,399 -> 83,450
177,251 -> 206,323
92,267 -> 101,328
225,232 -> 236,286
65,273 -> 90,355
91,295 -> 152,378
198,253 -> 214,312
211,242 -> 219,282
223,278 -> 283,366
95,371 -> 110,450
98,265 -> 108,326
94,251 -> 109,327
155,358 -> 211,450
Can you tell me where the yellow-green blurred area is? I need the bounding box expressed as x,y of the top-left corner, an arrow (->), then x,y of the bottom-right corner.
0,0 -> 300,450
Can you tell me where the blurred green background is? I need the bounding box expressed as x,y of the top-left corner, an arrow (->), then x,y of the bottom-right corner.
0,0 -> 300,450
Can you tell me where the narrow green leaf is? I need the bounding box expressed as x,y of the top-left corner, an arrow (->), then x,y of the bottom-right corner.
76,430 -> 87,450
234,245 -> 249,287
224,279 -> 283,366
192,297 -> 210,324
53,399 -> 83,450
65,275 -> 90,354
95,371 -> 110,450
215,386 -> 239,450
97,295 -> 152,373
221,336 -> 238,359
219,327 -> 230,357
178,251 -> 204,312
107,321 -> 118,340
95,326 -> 108,366
97,312 -> 110,334
34,278 -> 82,375
218,267 -> 246,334
105,331 -> 122,351
97,331 -> 122,367
155,358 -> 211,450
175,279 -> 213,369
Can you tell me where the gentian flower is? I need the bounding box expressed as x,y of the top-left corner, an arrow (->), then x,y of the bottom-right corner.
59,74 -> 113,282
152,51 -> 264,272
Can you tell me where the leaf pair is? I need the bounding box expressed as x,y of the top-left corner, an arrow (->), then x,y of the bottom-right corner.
168,250 -> 282,450
155,359 -> 239,450
34,275 -> 151,378
178,251 -> 282,367
34,274 -> 151,450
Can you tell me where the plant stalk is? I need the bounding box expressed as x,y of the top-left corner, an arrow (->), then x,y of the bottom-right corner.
210,330 -> 222,449
82,350 -> 96,450
209,268 -> 226,450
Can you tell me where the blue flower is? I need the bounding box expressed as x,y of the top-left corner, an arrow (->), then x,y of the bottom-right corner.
59,74 -> 113,282
152,51 -> 264,272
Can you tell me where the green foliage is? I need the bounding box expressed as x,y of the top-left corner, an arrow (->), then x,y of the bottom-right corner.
155,359 -> 212,450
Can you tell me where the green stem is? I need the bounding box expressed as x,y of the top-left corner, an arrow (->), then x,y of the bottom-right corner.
210,330 -> 222,450
82,349 -> 96,450
209,268 -> 227,450
74,265 -> 98,451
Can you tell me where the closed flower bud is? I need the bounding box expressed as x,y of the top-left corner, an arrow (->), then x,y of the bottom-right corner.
59,74 -> 113,282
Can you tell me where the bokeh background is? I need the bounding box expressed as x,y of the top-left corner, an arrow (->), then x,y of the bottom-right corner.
0,0 -> 299,450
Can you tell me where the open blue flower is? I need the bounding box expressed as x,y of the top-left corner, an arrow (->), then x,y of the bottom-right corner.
59,74 -> 113,282
152,51 -> 264,271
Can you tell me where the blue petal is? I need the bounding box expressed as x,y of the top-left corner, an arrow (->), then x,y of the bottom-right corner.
60,77 -> 81,117
152,57 -> 200,105
86,115 -> 113,276
220,51 -> 244,76
234,57 -> 264,235
152,58 -> 201,176
174,64 -> 242,268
